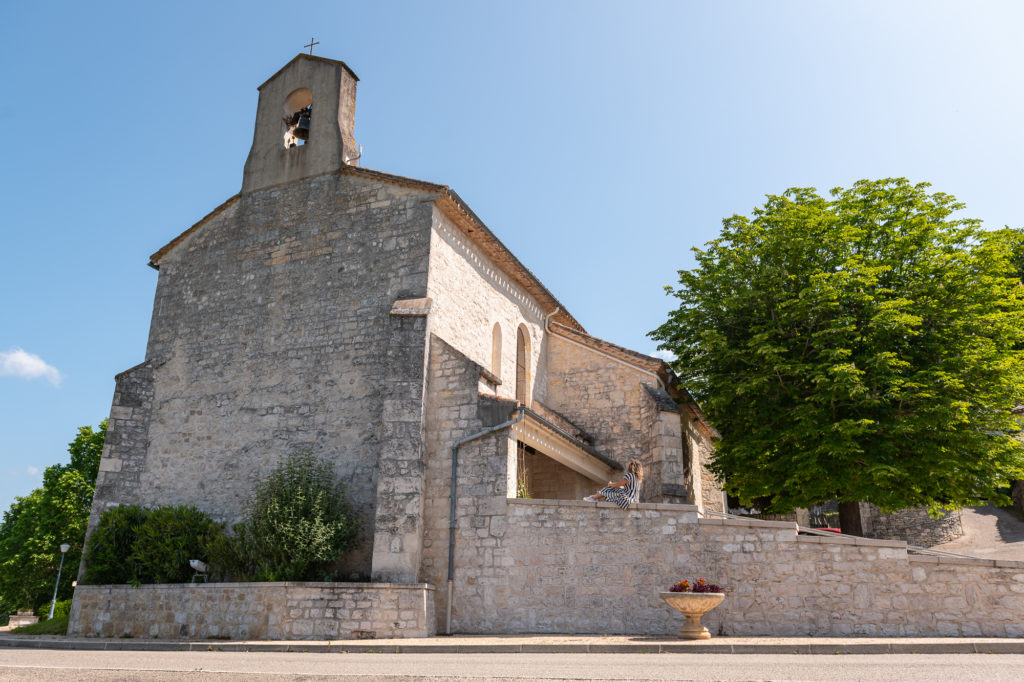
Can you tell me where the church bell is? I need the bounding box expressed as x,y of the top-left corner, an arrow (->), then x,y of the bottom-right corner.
294,113 -> 311,141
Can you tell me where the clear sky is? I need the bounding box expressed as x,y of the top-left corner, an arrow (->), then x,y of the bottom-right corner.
2,0 -> 1022,513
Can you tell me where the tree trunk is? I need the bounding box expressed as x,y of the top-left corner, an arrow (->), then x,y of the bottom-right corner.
837,500 -> 863,536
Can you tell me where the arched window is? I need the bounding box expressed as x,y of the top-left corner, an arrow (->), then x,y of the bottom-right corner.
516,325 -> 531,404
491,323 -> 502,379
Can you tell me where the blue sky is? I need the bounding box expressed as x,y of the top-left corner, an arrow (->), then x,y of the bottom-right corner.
1,0 -> 1022,513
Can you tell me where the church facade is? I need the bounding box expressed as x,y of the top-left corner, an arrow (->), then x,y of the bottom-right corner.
82,54 -> 720,588
70,56 -> 1024,640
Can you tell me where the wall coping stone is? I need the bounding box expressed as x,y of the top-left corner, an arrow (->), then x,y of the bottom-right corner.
508,498 -> 699,513
698,517 -> 799,530
796,535 -> 908,549
908,554 -> 1024,569
75,581 -> 436,591
907,555 -> 1024,569
995,559 -> 1024,569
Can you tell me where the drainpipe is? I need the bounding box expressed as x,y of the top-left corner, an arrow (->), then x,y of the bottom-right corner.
544,308 -> 665,390
446,404 -> 526,635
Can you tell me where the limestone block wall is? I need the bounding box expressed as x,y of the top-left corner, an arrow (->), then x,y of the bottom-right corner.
426,208 -> 547,403
445,498 -> 1024,637
85,362 -> 155,553
642,385 -> 688,504
90,172 -> 436,579
545,335 -> 661,495
420,336 -> 516,625
69,582 -> 435,640
861,505 -> 963,546
687,418 -> 724,513
370,300 -> 432,583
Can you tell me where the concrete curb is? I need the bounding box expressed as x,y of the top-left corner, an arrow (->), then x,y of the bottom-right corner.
1,634 -> 1023,655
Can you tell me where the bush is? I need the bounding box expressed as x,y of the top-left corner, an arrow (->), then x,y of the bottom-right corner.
83,504 -> 149,584
83,504 -> 221,585
81,453 -> 358,584
224,452 -> 358,581
132,505 -> 222,584
34,598 -> 72,620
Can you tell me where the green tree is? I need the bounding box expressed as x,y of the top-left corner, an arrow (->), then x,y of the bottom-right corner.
66,420 -> 106,486
0,421 -> 106,617
1008,227 -> 1024,283
650,179 -> 1024,533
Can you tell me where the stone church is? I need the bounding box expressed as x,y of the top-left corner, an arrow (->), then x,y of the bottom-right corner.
71,55 -> 1024,640
83,54 -> 720,586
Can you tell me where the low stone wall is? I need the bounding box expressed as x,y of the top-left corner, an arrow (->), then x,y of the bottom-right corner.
862,505 -> 963,546
69,582 -> 435,640
444,499 -> 1024,637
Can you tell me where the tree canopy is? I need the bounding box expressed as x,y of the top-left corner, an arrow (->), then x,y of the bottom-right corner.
1008,227 -> 1024,283
650,179 -> 1024,525
0,420 -> 106,617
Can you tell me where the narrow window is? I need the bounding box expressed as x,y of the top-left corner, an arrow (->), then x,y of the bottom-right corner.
516,325 -> 531,404
491,323 -> 503,379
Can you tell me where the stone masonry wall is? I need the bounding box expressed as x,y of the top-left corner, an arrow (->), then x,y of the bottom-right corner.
426,208 -> 546,403
90,172 -> 436,579
370,300 -> 432,582
545,335 -> 663,498
84,361 -> 155,565
420,336 -> 515,628
684,417 -> 724,513
444,498 -> 1024,637
69,582 -> 435,640
862,505 -> 963,546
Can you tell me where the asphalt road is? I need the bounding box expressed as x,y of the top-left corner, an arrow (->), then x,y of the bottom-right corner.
1,649 -> 1023,681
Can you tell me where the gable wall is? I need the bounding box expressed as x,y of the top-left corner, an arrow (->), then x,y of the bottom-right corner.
426,208 -> 548,403
545,335 -> 669,496
91,173 -> 435,578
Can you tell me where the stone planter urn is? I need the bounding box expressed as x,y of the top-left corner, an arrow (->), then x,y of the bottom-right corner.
660,592 -> 725,639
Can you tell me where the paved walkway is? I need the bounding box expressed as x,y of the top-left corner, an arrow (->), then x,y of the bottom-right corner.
1,633 -> 1022,655
934,505 -> 1024,561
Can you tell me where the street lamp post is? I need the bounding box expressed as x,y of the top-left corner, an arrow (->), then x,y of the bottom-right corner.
48,543 -> 70,620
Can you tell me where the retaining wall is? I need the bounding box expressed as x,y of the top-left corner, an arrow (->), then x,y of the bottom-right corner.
68,582 -> 435,640
862,505 -> 963,546
444,499 -> 1024,637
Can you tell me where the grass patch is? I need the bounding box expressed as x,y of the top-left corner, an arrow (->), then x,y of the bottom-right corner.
11,614 -> 68,636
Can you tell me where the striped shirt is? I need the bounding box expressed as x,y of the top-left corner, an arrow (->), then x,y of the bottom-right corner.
599,472 -> 641,509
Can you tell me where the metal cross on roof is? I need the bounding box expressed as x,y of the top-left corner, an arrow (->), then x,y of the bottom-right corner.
304,37 -> 320,55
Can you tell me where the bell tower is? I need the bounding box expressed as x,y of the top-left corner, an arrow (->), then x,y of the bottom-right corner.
242,55 -> 360,193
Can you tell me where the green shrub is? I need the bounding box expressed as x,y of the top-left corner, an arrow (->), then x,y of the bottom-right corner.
227,452 -> 358,581
81,453 -> 357,584
34,598 -> 72,620
83,504 -> 221,585
131,505 -> 222,584
83,504 -> 149,584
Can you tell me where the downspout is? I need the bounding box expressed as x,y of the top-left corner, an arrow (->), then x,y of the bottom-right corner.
544,308 -> 665,390
445,404 -> 526,635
